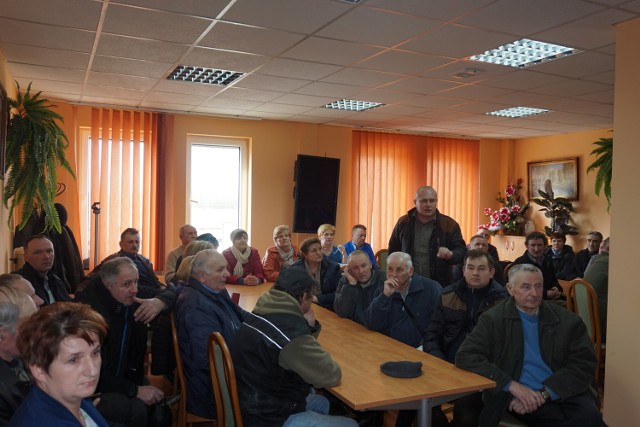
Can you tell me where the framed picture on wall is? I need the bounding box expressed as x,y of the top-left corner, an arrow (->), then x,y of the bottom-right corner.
0,80 -> 7,179
528,157 -> 579,201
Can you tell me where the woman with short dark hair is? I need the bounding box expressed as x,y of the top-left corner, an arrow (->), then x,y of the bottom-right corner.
291,237 -> 342,309
10,302 -> 109,427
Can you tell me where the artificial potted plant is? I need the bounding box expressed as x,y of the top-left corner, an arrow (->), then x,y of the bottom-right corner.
586,137 -> 613,211
2,82 -> 75,233
531,179 -> 578,236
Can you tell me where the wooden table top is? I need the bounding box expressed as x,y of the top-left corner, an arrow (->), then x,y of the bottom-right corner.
225,282 -> 495,411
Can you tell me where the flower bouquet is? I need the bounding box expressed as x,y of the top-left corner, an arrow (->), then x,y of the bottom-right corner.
480,179 -> 530,235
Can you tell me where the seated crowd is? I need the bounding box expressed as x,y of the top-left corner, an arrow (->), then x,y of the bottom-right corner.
0,184 -> 608,427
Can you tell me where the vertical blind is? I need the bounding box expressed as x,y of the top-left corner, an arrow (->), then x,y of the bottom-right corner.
352,130 -> 480,252
80,108 -> 160,268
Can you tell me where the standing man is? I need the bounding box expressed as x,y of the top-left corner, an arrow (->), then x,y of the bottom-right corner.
584,237 -> 609,342
334,250 -> 386,325
424,249 -> 508,426
512,232 -> 562,301
456,264 -> 605,427
574,231 -> 603,277
16,235 -> 70,305
230,268 -> 357,427
388,186 -> 466,287
342,224 -> 378,269
77,257 -> 173,427
165,224 -> 197,283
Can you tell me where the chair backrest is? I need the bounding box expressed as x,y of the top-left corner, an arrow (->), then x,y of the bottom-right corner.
169,312 -> 188,425
375,249 -> 388,271
566,278 -> 602,382
208,332 -> 243,427
503,262 -> 514,283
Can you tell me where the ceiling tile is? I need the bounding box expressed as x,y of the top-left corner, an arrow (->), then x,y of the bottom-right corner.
321,68 -> 405,87
532,51 -> 614,78
365,0 -> 496,22
456,0 -> 604,36
235,74 -> 312,92
316,7 -> 441,46
87,72 -> 158,90
143,91 -> 209,105
295,82 -> 363,98
83,85 -> 147,100
481,70 -> 569,91
528,79 -> 612,97
252,103 -> 314,115
1,0 -> 103,30
257,59 -> 342,80
14,78 -> 82,95
223,0 -> 352,33
199,22 -> 306,56
91,56 -> 173,78
96,34 -> 190,63
216,87 -> 284,102
103,4 -> 212,44
282,37 -> 383,66
4,44 -> 90,69
0,18 -> 95,52
275,94 -> 342,108
201,97 -> 263,110
355,50 -> 452,74
153,79 -> 226,96
111,0 -> 230,19
8,63 -> 86,83
384,77 -> 461,95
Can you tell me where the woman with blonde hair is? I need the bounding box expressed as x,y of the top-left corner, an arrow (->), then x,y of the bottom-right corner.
262,225 -> 300,282
317,224 -> 346,264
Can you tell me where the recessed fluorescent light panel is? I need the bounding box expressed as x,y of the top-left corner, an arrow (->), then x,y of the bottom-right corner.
468,38 -> 581,68
167,66 -> 244,86
486,106 -> 550,118
324,99 -> 384,112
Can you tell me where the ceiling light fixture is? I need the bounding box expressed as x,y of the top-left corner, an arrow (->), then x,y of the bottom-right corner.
324,99 -> 384,111
468,38 -> 581,68
486,106 -> 550,118
167,65 -> 244,86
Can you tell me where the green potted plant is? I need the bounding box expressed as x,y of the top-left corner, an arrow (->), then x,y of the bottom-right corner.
2,82 -> 75,233
586,137 -> 612,211
531,179 -> 578,236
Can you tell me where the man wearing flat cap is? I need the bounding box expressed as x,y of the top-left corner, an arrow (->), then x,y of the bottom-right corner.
230,268 -> 357,427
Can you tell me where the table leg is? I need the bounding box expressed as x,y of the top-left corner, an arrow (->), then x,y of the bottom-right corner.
416,398 -> 432,427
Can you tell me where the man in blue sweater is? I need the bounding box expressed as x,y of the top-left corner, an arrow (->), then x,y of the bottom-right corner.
456,264 -> 605,427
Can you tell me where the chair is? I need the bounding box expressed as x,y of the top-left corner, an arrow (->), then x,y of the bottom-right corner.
169,312 -> 216,427
503,262 -> 514,283
375,249 -> 388,271
566,278 -> 605,387
208,332 -> 243,427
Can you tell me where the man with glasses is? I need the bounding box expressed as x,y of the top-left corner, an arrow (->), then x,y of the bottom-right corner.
424,249 -> 508,426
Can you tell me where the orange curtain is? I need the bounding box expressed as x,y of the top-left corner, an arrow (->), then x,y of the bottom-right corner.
84,108 -> 161,268
352,130 -> 479,251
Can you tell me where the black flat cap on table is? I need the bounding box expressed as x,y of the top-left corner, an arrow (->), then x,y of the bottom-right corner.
380,361 -> 423,378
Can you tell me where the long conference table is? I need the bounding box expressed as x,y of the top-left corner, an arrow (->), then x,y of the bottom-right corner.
226,283 -> 495,427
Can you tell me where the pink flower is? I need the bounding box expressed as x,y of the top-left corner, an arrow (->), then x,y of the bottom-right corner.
511,205 -> 520,213
478,224 -> 488,230
492,212 -> 499,220
484,207 -> 492,216
505,185 -> 515,196
499,207 -> 510,216
499,213 -> 510,222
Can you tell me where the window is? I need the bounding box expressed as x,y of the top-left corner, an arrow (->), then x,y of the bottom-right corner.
187,135 -> 250,250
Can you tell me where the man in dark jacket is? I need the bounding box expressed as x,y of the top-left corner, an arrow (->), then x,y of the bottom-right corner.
230,268 -> 357,427
388,186 -> 466,287
512,231 -> 563,301
424,249 -> 508,426
175,249 -> 248,420
76,257 -> 175,427
16,235 -> 70,305
334,250 -> 386,325
574,231 -> 603,277
456,264 -> 605,427
543,232 -> 577,280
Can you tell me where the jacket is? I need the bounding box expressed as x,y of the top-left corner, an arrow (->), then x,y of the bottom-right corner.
584,252 -> 609,342
423,278 -> 508,363
175,278 -> 248,419
76,275 -> 176,397
455,298 -> 598,427
388,208 -> 466,287
16,262 -> 70,305
262,245 -> 300,282
222,247 -> 266,284
8,385 -> 108,427
290,259 -> 342,309
0,358 -> 30,426
364,274 -> 442,348
230,288 -> 341,427
342,241 -> 378,269
334,269 -> 386,325
544,245 -> 577,280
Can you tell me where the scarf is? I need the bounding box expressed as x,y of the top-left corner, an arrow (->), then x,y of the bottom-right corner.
231,246 -> 251,276
278,246 -> 295,267
304,260 -> 322,295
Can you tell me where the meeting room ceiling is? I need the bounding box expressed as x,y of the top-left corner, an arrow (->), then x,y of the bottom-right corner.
1,0 -> 637,139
